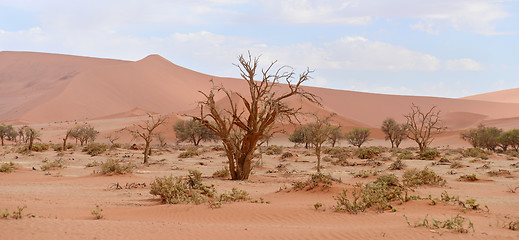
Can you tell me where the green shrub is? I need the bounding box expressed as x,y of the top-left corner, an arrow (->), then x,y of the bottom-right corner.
82,143 -> 108,156
31,143 -> 49,152
41,159 -> 64,171
212,166 -> 230,178
178,147 -> 199,158
402,167 -> 446,187
0,162 -> 15,173
389,159 -> 406,170
450,161 -> 463,169
100,159 -> 133,175
292,173 -> 338,191
459,174 -> 478,181
462,148 -> 488,159
356,147 -> 380,159
406,214 -> 474,233
508,220 -> 519,231
150,170 -> 216,204
110,143 -> 123,149
419,149 -> 440,160
265,145 -> 282,155
91,204 -> 103,220
334,174 -> 406,213
215,188 -> 249,203
397,151 -> 415,160
281,152 -> 294,159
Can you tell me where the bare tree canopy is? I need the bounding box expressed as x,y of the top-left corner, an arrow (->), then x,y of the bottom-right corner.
404,104 -> 445,153
192,53 -> 320,180
124,114 -> 168,164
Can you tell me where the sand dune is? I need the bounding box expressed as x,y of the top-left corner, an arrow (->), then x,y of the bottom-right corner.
1,51 -> 519,136
463,88 -> 519,104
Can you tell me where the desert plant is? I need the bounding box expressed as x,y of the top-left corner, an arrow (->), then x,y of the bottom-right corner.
306,117 -> 337,173
292,172 -> 337,191
345,128 -> 371,148
334,174 -> 406,213
406,214 -> 474,233
0,124 -> 17,146
459,174 -> 478,181
41,159 -> 64,171
397,151 -> 415,160
460,125 -> 502,151
289,126 -> 312,148
327,126 -> 343,147
191,53 -> 319,180
0,162 -> 15,173
69,125 -> 99,146
212,166 -> 230,178
450,161 -> 463,169
419,149 -> 440,160
381,118 -> 408,148
150,170 -> 216,204
389,159 -> 406,170
508,220 -> 519,231
265,145 -> 282,155
100,159 -> 133,175
91,204 -> 103,219
356,147 -> 380,159
404,104 -> 444,153
82,143 -> 108,156
281,152 -> 294,159
402,167 -> 446,187
178,147 -> 199,158
173,119 -> 218,146
462,148 -> 489,159
123,114 -> 168,164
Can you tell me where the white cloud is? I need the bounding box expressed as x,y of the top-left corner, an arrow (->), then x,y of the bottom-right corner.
445,58 -> 484,71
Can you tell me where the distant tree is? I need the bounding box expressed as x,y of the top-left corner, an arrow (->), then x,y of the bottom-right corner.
327,126 -> 343,147
70,125 -> 99,146
105,133 -> 120,145
0,124 -> 17,146
460,125 -> 502,151
156,133 -> 168,148
498,129 -> 519,151
173,119 -> 218,146
62,128 -> 73,152
381,118 -> 408,148
289,126 -> 312,148
306,118 -> 334,173
25,127 -> 40,150
345,128 -> 371,148
404,104 -> 444,153
192,53 -> 319,180
124,115 -> 168,164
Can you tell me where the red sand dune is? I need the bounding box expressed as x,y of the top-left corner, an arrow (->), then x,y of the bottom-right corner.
462,88 -> 519,104
1,51 -> 519,136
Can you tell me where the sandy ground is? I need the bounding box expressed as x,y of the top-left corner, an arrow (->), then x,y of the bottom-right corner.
1,143 -> 519,240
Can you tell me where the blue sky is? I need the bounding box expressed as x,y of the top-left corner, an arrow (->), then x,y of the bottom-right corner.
1,0 -> 518,98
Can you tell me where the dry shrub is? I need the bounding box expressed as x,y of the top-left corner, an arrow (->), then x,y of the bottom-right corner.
402,167 -> 446,187
41,159 -> 64,171
462,148 -> 488,159
292,173 -> 339,191
150,170 -> 216,204
0,162 -> 15,173
178,146 -> 199,158
101,159 -> 133,175
265,145 -> 282,155
83,143 -> 108,156
419,149 -> 440,160
458,174 -> 478,182
356,147 -> 380,159
389,159 -> 406,170
406,214 -> 474,233
212,166 -> 230,178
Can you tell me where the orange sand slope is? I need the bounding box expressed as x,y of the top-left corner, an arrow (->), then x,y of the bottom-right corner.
1,51 -> 519,131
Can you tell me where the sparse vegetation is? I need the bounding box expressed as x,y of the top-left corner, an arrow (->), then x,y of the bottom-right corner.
100,159 -> 133,175
459,174 -> 478,181
292,173 -> 338,191
212,166 -> 230,178
173,119 -> 218,146
418,149 -> 440,160
123,114 -> 168,164
41,158 -> 65,171
381,118 -> 407,148
389,159 -> 406,170
402,167 -> 446,187
0,162 -> 15,173
462,148 -> 489,159
91,204 -> 103,220
150,170 -> 216,204
345,128 -> 371,148
356,147 -> 380,159
178,147 -> 199,158
82,142 -> 108,156
405,214 -> 474,233
265,145 -> 282,155
404,104 -> 444,153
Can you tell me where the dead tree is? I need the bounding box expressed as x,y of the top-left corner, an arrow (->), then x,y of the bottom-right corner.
404,104 -> 444,153
62,129 -> 73,152
193,53 -> 320,180
124,115 -> 168,164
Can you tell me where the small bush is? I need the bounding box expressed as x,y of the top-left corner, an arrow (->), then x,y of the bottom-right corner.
31,143 -> 49,152
85,160 -> 100,168
110,143 -> 122,149
459,174 -> 478,181
402,167 -> 446,187
463,148 -> 488,159
389,159 -> 406,170
83,143 -> 108,156
91,204 -> 103,220
419,149 -> 440,160
292,173 -> 338,191
215,188 -> 249,203
265,145 -> 282,155
41,159 -> 65,171
334,174 -> 406,213
397,151 -> 415,160
150,170 -> 216,204
508,220 -> 519,231
178,147 -> 199,158
0,162 -> 15,173
487,169 -> 511,177
356,147 -> 380,159
100,159 -> 133,175
212,166 -> 230,178
281,152 -> 294,159
406,214 -> 474,233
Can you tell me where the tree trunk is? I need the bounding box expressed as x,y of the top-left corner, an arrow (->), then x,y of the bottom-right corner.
143,141 -> 150,164
62,138 -> 67,152
316,151 -> 321,173
29,136 -> 34,151
0,136 -> 4,146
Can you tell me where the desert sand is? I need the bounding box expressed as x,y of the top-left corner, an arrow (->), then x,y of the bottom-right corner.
1,51 -> 519,239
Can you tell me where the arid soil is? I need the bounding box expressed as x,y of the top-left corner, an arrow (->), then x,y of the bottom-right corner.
1,141 -> 519,240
